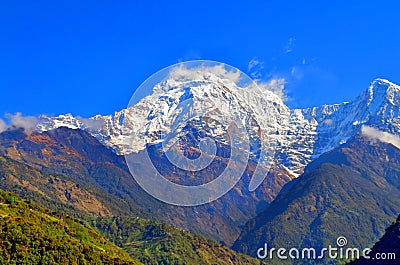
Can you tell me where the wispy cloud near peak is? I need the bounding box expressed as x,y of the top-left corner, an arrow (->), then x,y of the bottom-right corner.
361,125 -> 400,149
0,118 -> 6,133
3,112 -> 40,133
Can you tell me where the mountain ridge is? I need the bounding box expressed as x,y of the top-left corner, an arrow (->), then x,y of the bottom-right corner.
0,127 -> 292,245
232,133 -> 400,264
32,77 -> 400,177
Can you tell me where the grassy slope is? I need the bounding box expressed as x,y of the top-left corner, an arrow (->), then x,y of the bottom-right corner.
92,216 -> 266,265
0,190 -> 140,265
0,154 -> 145,219
0,154 -> 266,264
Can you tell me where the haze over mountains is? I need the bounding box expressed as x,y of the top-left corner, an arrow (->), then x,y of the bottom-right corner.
0,74 -> 400,264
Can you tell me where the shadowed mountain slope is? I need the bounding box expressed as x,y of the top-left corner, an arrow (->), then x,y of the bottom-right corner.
233,134 -> 400,264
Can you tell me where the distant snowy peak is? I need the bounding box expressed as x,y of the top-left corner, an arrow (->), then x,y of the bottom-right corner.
366,78 -> 400,104
264,78 -> 400,173
299,78 -> 400,161
35,78 -> 400,175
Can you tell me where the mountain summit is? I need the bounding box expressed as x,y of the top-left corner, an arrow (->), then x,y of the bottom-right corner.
35,77 -> 400,176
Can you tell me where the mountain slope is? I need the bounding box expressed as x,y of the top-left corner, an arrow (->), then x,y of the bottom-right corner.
0,152 -> 144,218
0,189 -> 139,264
233,134 -> 400,264
0,127 -> 293,245
0,187 -> 265,265
0,162 -> 266,265
4,76 -> 400,246
92,216 -> 267,265
349,214 -> 400,264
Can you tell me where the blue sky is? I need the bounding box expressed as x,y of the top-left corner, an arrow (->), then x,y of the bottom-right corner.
1,1 -> 400,118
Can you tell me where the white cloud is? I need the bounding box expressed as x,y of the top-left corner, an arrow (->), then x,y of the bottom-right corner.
290,66 -> 304,80
0,118 -> 6,133
284,37 -> 296,53
248,57 -> 263,71
168,61 -> 288,103
5,112 -> 39,133
248,57 -> 265,79
361,125 -> 400,149
77,116 -> 104,130
169,63 -> 241,84
247,58 -> 287,101
256,78 -> 287,102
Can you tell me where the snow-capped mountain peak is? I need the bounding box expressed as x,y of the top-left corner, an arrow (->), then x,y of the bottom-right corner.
364,78 -> 400,107
35,77 -> 400,176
